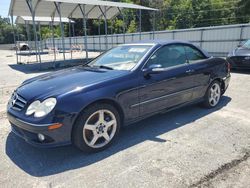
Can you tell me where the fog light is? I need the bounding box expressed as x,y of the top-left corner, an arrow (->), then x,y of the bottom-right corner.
38,133 -> 45,141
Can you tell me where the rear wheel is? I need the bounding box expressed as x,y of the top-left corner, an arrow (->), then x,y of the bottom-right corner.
203,81 -> 221,108
72,103 -> 120,152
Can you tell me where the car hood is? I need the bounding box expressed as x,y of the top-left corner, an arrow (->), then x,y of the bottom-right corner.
232,47 -> 250,56
17,66 -> 128,100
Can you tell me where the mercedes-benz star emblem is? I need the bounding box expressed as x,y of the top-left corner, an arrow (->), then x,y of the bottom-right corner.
11,93 -> 17,107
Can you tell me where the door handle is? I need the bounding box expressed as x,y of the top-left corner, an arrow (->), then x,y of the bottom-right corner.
186,69 -> 194,73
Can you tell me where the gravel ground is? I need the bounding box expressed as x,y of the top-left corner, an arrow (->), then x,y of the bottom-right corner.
0,50 -> 250,188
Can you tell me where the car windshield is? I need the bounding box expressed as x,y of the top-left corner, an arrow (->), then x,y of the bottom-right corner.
242,40 -> 250,49
88,45 -> 153,70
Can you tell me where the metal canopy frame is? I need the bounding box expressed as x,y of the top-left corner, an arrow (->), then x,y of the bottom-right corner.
79,4 -> 89,60
16,16 -> 74,25
54,2 -> 66,61
26,0 -> 41,66
9,0 -> 158,66
9,0 -> 157,18
15,16 -> 75,66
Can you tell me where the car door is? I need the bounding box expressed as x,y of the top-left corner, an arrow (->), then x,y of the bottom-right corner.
137,44 -> 195,116
184,45 -> 211,100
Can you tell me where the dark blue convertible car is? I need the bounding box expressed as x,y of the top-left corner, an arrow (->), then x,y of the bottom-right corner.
7,40 -> 231,152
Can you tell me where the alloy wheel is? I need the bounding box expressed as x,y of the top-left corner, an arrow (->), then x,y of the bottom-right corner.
83,109 -> 117,148
209,82 -> 221,107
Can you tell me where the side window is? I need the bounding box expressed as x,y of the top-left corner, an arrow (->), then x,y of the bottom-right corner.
146,45 -> 187,68
184,45 -> 207,63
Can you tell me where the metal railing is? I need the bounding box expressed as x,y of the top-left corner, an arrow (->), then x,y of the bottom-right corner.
45,23 -> 250,57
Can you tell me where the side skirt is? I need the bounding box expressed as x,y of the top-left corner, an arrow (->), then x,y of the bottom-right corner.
123,97 -> 205,126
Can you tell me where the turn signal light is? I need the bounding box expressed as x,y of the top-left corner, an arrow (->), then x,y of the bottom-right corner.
48,123 -> 63,130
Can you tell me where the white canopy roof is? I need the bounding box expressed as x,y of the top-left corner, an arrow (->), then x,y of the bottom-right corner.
15,16 -> 74,25
9,0 -> 158,19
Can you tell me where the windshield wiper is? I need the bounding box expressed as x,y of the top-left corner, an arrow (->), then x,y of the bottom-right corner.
96,65 -> 114,70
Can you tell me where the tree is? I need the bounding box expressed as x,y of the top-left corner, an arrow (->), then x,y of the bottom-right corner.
236,0 -> 250,23
0,16 -> 27,44
127,20 -> 137,33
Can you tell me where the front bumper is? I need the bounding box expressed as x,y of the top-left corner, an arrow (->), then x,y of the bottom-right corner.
7,113 -> 71,148
223,75 -> 230,92
227,57 -> 250,69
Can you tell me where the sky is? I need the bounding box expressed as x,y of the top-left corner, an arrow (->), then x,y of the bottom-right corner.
0,0 -> 10,17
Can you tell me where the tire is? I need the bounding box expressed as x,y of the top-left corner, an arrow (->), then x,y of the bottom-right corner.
20,45 -> 29,51
72,103 -> 121,152
202,80 -> 222,108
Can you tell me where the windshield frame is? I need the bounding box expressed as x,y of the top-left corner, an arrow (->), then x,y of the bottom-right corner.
86,43 -> 156,71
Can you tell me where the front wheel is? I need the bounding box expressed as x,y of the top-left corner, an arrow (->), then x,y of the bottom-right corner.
72,103 -> 120,152
202,81 -> 222,108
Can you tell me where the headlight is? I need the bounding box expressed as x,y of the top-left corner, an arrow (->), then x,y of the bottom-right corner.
26,98 -> 57,118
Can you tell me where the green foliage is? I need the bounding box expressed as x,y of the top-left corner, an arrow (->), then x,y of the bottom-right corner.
127,20 -> 137,33
0,17 -> 14,44
236,0 -> 250,23
40,26 -> 61,39
0,16 -> 27,44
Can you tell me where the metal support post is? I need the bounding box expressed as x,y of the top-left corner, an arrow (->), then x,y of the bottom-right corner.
111,19 -> 114,47
200,29 -> 204,48
118,8 -> 125,44
98,18 -> 101,52
239,25 -> 244,45
153,11 -> 156,40
104,7 -> 108,50
10,14 -> 18,64
25,21 -> 32,54
69,19 -> 72,59
38,22 -> 43,52
54,2 -> 66,61
99,6 -> 108,50
51,18 -> 56,63
139,9 -> 142,40
26,0 -> 41,67
79,4 -> 89,60
72,23 -> 76,45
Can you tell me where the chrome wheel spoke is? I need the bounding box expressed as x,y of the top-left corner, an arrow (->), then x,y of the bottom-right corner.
209,96 -> 214,102
99,110 -> 105,123
106,120 -> 115,128
103,132 -> 110,141
90,135 -> 99,146
84,124 -> 96,131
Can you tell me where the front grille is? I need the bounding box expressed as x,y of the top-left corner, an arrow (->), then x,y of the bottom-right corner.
230,56 -> 246,62
9,92 -> 27,111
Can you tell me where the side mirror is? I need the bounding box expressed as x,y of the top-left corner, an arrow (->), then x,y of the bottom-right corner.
237,44 -> 242,48
143,64 -> 164,77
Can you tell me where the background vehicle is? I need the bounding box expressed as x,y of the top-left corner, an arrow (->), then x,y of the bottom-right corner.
13,42 -> 30,51
227,39 -> 250,69
7,40 -> 231,152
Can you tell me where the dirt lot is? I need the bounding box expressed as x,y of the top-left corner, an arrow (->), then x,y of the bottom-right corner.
0,50 -> 250,188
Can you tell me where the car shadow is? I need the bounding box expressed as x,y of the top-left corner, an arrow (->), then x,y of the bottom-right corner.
5,96 -> 231,177
8,58 -> 90,74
